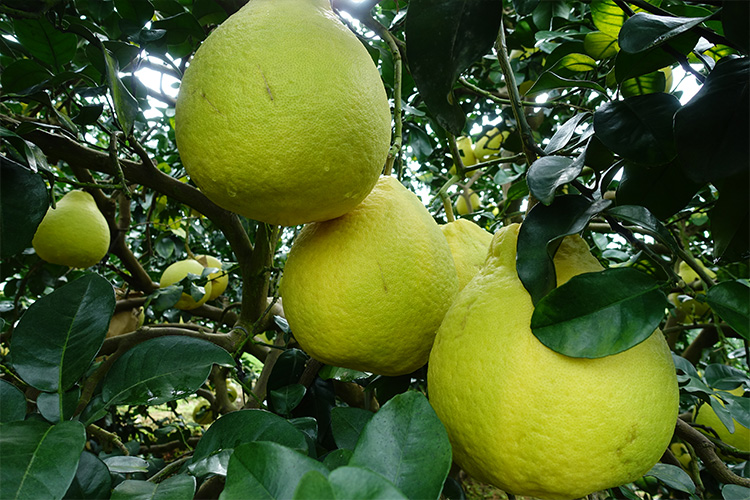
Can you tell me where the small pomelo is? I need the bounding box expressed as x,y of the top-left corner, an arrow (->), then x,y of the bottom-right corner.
159,259 -> 213,310
32,190 -> 110,268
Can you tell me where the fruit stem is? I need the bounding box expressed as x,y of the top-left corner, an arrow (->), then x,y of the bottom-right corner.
494,18 -> 544,167
434,174 -> 461,221
446,132 -> 466,179
367,17 -> 403,178
442,192 -> 456,223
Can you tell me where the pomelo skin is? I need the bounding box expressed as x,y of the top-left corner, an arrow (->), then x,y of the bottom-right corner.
428,224 -> 679,500
175,0 -> 391,226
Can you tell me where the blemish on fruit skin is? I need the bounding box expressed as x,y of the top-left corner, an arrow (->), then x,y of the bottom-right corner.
201,92 -> 223,115
258,65 -> 274,101
377,261 -> 388,293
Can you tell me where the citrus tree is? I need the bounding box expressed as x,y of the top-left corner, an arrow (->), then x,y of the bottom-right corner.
0,0 -> 748,498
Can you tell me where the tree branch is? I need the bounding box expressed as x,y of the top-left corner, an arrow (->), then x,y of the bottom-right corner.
674,418 -> 750,487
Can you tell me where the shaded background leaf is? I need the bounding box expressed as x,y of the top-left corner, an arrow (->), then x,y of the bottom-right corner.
0,158 -> 48,258
593,93 -> 681,165
674,56 -> 749,184
0,379 -> 26,423
406,0 -> 503,134
705,280 -> 750,340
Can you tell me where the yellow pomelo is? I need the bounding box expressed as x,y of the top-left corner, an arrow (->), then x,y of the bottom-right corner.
669,442 -> 692,469
428,223 -> 679,500
32,190 -> 110,268
441,219 -> 492,291
693,386 -> 749,454
195,255 -> 229,300
175,0 -> 391,226
473,127 -> 508,160
159,259 -> 213,310
281,176 -> 459,376
455,189 -> 481,215
678,259 -> 716,285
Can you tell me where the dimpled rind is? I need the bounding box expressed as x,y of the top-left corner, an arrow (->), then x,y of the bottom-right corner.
441,219 -> 492,291
32,190 -> 110,268
175,0 -> 391,226
281,176 -> 459,376
428,223 -> 679,500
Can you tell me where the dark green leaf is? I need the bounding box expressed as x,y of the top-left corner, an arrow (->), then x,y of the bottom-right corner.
0,129 -> 49,173
36,386 -> 80,423
645,463 -> 696,493
349,391 -> 452,500
294,467 -> 408,500
1,59 -> 52,94
0,379 -> 26,423
512,0 -> 540,16
605,205 -> 681,254
0,157 -> 48,258
674,57 -> 749,184
704,364 -> 750,391
190,409 -> 308,469
527,154 -> 585,206
616,161 -> 703,220
544,112 -> 591,154
614,32 -> 697,83
527,71 -> 608,96
115,0 -> 155,35
268,349 -> 309,392
705,281 -> 750,340
220,441 -> 329,500
103,48 -> 139,136
63,451 -> 112,500
331,406 -> 374,451
0,420 -> 86,500
517,195 -> 611,304
269,384 -> 306,416
151,12 -> 205,46
322,448 -> 353,470
111,475 -> 196,500
709,171 -> 749,263
621,70 -> 667,97
405,0 -> 503,134
531,267 -> 667,358
619,13 -> 711,54
724,394 -> 750,429
13,18 -> 77,70
721,2 -> 749,55
723,485 -> 750,500
594,93 -> 681,165
11,274 -> 115,392
101,336 -> 233,406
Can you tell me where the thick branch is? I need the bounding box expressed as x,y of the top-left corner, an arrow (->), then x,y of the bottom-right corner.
675,418 -> 750,487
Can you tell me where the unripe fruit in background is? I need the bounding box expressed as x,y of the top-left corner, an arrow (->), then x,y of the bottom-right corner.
159,259 -> 213,310
455,189 -> 481,215
32,190 -> 110,268
195,254 -> 229,300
